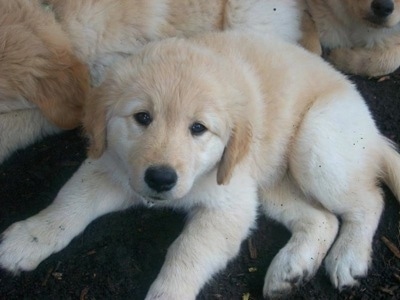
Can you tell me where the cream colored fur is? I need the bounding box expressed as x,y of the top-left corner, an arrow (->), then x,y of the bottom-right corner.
302,0 -> 400,76
47,0 -> 305,85
1,32 -> 399,298
1,0 -> 304,164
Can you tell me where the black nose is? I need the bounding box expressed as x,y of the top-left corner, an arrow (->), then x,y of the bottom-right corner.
371,0 -> 394,18
144,165 -> 178,193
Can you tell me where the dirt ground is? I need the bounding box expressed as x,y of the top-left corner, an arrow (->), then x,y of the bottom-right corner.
0,69 -> 399,300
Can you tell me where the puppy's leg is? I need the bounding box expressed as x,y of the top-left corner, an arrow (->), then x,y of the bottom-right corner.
0,109 -> 61,164
323,187 -> 384,289
260,175 -> 339,298
328,46 -> 400,77
0,156 -> 134,273
145,182 -> 258,300
290,95 -> 385,289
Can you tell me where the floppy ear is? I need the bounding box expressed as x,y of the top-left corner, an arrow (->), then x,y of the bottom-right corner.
32,53 -> 90,130
82,88 -> 107,159
217,121 -> 253,185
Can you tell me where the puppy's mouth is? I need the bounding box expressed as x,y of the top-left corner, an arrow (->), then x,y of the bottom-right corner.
141,193 -> 171,207
148,195 -> 167,201
129,178 -> 174,204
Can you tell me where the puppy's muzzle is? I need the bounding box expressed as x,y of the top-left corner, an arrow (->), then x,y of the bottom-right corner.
371,0 -> 394,18
144,165 -> 178,193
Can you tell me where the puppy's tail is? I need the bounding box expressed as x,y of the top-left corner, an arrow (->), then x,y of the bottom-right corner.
381,139 -> 400,201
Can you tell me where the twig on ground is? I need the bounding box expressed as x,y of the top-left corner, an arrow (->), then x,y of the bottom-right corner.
248,238 -> 257,259
381,236 -> 400,259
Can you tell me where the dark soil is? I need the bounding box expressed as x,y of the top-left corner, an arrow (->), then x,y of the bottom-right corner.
0,70 -> 400,300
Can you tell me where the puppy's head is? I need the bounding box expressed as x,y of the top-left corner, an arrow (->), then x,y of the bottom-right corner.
339,0 -> 400,27
0,0 -> 89,129
84,37 -> 254,202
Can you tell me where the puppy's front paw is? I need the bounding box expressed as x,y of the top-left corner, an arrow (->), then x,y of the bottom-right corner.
0,220 -> 58,273
328,47 -> 398,77
324,240 -> 371,289
145,282 -> 196,300
327,48 -> 389,77
327,48 -> 361,74
145,269 -> 198,300
263,242 -> 325,298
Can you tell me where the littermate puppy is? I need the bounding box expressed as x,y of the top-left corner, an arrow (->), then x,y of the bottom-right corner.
1,31 -> 399,299
302,0 -> 400,76
0,0 -> 90,163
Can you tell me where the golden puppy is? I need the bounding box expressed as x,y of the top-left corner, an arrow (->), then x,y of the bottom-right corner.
1,31 -> 399,299
0,0 -> 89,162
301,0 -> 400,76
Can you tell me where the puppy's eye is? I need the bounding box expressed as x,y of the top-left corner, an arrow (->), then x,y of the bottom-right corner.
134,112 -> 152,126
190,122 -> 207,136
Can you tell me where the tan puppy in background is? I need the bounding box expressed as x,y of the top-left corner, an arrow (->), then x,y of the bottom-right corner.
0,0 -> 90,162
302,0 -> 400,76
47,0 -> 305,85
1,31 -> 400,298
1,0 -> 304,164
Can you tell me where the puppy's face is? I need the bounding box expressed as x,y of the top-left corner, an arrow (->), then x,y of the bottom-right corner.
85,39 -> 254,202
340,0 -> 400,27
108,80 -> 227,202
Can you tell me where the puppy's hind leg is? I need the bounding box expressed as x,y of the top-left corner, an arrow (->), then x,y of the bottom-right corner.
289,94 -> 385,289
323,187 -> 384,289
261,174 -> 339,298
